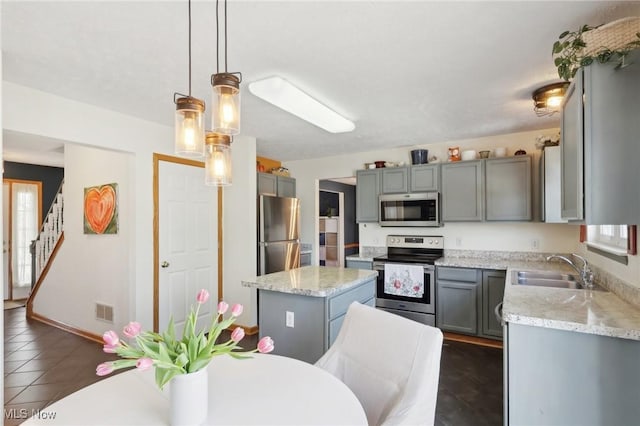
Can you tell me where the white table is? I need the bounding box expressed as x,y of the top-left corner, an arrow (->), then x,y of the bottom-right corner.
24,354 -> 367,425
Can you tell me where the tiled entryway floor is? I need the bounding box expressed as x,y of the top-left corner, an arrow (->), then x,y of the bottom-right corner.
4,307 -> 502,425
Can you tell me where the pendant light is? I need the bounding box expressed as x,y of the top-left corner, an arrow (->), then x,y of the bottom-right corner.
174,0 -> 205,157
211,0 -> 241,135
205,132 -> 232,186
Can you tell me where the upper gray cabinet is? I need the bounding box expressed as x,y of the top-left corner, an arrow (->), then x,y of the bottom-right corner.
441,160 -> 484,221
257,173 -> 296,197
485,156 -> 532,221
356,169 -> 381,223
381,167 -> 409,194
410,164 -> 439,192
561,49 -> 640,224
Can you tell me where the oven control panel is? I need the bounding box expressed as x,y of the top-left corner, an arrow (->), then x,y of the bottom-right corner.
386,235 -> 444,248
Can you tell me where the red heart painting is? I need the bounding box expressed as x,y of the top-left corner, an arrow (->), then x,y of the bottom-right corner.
84,184 -> 117,234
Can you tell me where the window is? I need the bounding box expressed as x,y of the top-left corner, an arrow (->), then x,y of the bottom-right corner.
12,182 -> 40,287
587,225 -> 628,251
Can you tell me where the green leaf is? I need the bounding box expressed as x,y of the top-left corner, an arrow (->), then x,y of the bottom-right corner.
554,57 -> 563,66
559,30 -> 570,39
580,57 -> 593,66
175,352 -> 188,368
553,41 -> 562,54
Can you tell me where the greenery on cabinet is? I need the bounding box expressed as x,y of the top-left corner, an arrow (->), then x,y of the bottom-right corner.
553,23 -> 640,81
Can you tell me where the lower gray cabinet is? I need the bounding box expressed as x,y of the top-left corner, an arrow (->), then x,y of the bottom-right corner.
506,323 -> 640,425
257,277 -> 375,364
482,270 -> 506,338
436,267 -> 481,335
345,259 -> 373,270
436,266 -> 505,340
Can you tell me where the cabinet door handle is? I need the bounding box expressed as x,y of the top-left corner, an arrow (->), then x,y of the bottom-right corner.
161,261 -> 170,268
494,301 -> 504,324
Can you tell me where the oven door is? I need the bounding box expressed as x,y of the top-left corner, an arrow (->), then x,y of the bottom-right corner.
379,192 -> 439,227
373,262 -> 435,315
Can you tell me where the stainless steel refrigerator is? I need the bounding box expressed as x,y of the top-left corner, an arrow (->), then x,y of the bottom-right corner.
258,195 -> 301,275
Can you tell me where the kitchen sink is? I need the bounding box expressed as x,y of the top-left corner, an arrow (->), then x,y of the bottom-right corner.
512,270 -> 608,291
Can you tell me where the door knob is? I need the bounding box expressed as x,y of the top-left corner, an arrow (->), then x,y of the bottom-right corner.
161,261 -> 170,268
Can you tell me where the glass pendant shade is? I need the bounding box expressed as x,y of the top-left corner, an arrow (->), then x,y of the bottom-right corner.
175,97 -> 206,157
211,73 -> 241,135
205,132 -> 232,186
532,82 -> 569,117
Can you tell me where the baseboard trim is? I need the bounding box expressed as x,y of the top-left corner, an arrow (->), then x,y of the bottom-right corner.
444,332 -> 503,349
28,312 -> 103,344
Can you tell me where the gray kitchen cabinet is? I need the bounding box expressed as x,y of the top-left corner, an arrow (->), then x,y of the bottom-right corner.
410,164 -> 439,192
257,277 -> 375,364
257,173 -> 296,197
441,161 -> 484,221
561,49 -> 640,224
356,169 -> 381,223
485,156 -> 532,221
505,322 -> 640,425
481,270 -> 505,338
436,267 -> 481,335
381,167 -> 409,194
345,259 -> 373,270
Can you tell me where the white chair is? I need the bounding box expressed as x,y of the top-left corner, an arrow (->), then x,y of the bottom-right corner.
315,302 -> 443,426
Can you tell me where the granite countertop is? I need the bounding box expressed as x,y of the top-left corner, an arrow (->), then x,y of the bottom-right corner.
345,253 -> 376,262
241,266 -> 378,297
437,255 -> 640,341
502,262 -> 640,341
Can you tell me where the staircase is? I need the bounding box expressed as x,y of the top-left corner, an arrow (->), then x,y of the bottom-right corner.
31,181 -> 64,287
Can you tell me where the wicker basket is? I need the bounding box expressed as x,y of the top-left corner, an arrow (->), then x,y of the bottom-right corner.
583,16 -> 640,56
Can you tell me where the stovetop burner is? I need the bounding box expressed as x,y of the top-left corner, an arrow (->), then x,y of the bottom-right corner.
373,235 -> 444,265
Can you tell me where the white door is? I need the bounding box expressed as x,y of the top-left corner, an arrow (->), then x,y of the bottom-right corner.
3,182 -> 10,300
158,160 -> 218,337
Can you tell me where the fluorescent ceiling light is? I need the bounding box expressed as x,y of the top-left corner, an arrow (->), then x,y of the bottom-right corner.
248,76 -> 355,133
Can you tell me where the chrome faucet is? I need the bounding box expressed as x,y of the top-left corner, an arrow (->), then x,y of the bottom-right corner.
546,253 -> 594,289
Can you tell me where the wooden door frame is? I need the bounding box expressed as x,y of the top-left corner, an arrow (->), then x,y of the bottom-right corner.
152,154 -> 223,332
3,178 -> 43,300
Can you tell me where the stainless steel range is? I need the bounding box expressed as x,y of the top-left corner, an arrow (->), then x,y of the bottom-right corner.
373,235 -> 444,326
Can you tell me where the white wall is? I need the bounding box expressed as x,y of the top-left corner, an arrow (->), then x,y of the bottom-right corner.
284,128 -> 581,262
33,145 -> 134,333
578,243 -> 640,288
3,82 -> 172,331
222,135 -> 258,327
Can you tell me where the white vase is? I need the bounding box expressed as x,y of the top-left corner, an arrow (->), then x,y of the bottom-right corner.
170,368 -> 208,426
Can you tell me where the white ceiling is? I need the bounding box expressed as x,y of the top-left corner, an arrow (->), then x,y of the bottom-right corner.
2,1 -> 640,166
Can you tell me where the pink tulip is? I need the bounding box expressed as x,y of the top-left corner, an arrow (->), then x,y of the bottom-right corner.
123,321 -> 142,338
136,357 -> 153,371
196,289 -> 210,304
231,304 -> 243,317
257,336 -> 274,354
103,344 -> 118,353
217,301 -> 229,315
231,327 -> 245,343
103,330 -> 119,346
96,362 -> 114,376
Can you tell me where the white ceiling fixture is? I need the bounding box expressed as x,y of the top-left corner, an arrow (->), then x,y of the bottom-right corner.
249,76 -> 355,134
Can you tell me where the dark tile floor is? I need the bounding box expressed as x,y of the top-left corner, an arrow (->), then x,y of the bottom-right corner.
3,307 -> 502,425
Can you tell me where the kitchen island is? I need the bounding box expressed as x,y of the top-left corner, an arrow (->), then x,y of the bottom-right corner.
242,266 -> 378,363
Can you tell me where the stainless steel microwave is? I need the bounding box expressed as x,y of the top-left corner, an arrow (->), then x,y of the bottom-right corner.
379,192 -> 440,227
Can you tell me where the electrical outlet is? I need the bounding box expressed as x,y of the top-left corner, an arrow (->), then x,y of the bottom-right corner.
531,239 -> 540,250
455,237 -> 462,247
286,311 -> 294,328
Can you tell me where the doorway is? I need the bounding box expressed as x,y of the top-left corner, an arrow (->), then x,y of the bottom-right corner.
3,179 -> 42,300
317,178 -> 358,267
